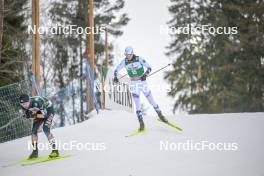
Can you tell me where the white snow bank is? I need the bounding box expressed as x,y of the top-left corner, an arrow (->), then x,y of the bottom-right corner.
0,110 -> 263,176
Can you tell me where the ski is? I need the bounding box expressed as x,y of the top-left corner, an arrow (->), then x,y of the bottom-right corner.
125,129 -> 148,137
16,154 -> 71,166
16,155 -> 47,166
157,118 -> 183,131
26,154 -> 71,165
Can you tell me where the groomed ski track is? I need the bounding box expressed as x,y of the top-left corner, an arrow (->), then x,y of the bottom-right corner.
0,110 -> 263,176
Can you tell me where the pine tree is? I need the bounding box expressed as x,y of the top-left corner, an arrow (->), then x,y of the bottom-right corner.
166,0 -> 264,113
165,0 -> 204,112
201,0 -> 264,112
47,0 -> 129,124
0,0 -> 29,86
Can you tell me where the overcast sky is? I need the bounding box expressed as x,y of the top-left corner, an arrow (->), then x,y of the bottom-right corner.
112,0 -> 181,116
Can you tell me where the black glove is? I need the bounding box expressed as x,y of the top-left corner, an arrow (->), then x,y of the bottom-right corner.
141,74 -> 147,81
21,113 -> 27,118
113,76 -> 119,83
24,110 -> 34,118
141,68 -> 151,81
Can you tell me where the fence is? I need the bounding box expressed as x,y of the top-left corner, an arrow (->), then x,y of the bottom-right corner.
0,66 -> 134,143
0,80 -> 32,143
104,69 -> 134,112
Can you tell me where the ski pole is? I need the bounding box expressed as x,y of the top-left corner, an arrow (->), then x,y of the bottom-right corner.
119,73 -> 128,79
147,63 -> 171,77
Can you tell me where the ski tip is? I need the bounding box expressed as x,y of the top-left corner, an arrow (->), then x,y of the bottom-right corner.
125,129 -> 148,137
16,153 -> 72,166
157,118 -> 183,131
177,127 -> 183,131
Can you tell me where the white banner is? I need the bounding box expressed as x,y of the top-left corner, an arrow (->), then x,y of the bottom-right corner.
104,69 -> 134,112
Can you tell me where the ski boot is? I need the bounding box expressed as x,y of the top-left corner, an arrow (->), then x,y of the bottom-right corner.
28,142 -> 38,159
28,149 -> 38,159
155,106 -> 168,123
49,139 -> 59,158
139,119 -> 145,131
158,113 -> 168,123
49,149 -> 59,158
136,110 -> 145,131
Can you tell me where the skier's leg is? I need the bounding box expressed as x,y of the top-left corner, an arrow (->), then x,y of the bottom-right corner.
43,114 -> 55,145
142,82 -> 168,122
130,80 -> 141,112
31,119 -> 43,148
43,107 -> 59,157
141,81 -> 159,112
29,119 -> 43,158
130,81 -> 144,131
132,93 -> 145,131
131,92 -> 141,112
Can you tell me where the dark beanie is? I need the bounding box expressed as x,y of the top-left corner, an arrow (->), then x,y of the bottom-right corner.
19,94 -> 29,103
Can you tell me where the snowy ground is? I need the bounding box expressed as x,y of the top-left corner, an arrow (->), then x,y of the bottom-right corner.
0,110 -> 264,176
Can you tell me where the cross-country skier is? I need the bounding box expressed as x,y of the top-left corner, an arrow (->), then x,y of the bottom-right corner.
19,94 -> 59,159
114,46 -> 168,131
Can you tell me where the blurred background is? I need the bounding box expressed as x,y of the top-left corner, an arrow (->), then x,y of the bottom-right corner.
0,0 -> 263,142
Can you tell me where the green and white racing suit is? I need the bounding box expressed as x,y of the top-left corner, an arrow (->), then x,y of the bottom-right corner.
114,55 -> 162,116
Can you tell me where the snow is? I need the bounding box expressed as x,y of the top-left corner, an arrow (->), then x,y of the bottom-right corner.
0,110 -> 264,176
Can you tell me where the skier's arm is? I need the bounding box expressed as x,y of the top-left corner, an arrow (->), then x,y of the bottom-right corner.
114,59 -> 125,78
139,57 -> 152,76
44,99 -> 54,118
19,108 -> 35,118
31,98 -> 48,118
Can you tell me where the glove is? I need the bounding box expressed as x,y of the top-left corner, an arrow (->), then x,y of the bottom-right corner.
140,74 -> 147,81
28,107 -> 41,119
36,114 -> 45,119
24,110 -> 35,118
141,68 -> 151,81
21,113 -> 28,118
113,77 -> 119,83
